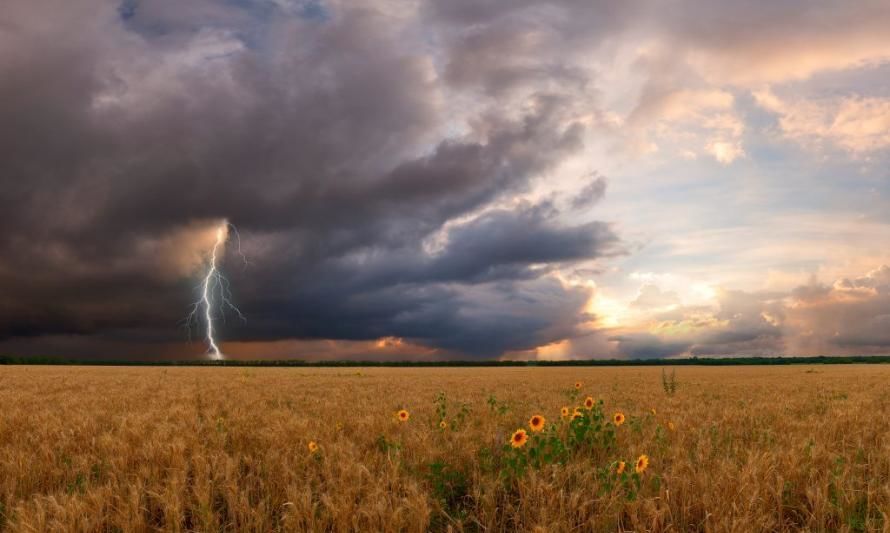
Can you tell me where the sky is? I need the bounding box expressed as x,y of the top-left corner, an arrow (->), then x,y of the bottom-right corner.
1,0 -> 890,361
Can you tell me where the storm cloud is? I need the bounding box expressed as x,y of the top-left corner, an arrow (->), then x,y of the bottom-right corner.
0,0 -> 620,359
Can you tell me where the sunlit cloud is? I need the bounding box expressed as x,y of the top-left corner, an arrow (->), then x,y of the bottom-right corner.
706,140 -> 744,164
754,89 -> 890,154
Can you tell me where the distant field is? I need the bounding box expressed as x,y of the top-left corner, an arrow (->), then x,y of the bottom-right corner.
1,365 -> 889,531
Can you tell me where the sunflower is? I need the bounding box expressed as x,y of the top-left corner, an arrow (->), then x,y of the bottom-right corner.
574,381 -> 582,390
615,461 -> 626,474
583,396 -> 594,410
529,414 -> 546,432
307,441 -> 319,454
668,421 -> 675,431
510,429 -> 528,448
613,412 -> 626,426
571,408 -> 583,420
439,420 -> 448,429
560,406 -> 570,418
397,409 -> 410,422
635,454 -> 649,473
651,408 -> 657,416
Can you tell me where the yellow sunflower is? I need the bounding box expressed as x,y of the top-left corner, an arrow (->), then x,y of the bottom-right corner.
397,409 -> 410,422
510,429 -> 528,448
308,441 -> 319,454
613,412 -> 626,426
560,406 -> 570,418
651,408 -> 657,416
574,381 -> 582,390
439,420 -> 448,429
571,408 -> 583,420
529,414 -> 546,432
668,421 -> 675,431
635,454 -> 649,473
583,396 -> 594,410
615,461 -> 626,474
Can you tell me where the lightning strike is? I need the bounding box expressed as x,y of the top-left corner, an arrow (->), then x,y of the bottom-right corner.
186,220 -> 246,360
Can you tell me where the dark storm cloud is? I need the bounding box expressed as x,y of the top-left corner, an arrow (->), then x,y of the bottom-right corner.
212,199 -> 619,356
242,277 -> 595,357
610,333 -> 690,360
0,0 -> 621,358
411,203 -> 620,284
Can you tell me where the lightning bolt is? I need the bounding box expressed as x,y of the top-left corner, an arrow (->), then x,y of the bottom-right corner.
185,220 -> 246,360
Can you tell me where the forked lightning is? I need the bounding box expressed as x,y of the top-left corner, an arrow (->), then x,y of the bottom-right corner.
185,220 -> 245,359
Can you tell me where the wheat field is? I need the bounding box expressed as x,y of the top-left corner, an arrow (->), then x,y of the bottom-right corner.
1,364 -> 889,532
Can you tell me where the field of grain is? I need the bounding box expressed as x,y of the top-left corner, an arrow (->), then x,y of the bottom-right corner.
1,365 -> 889,532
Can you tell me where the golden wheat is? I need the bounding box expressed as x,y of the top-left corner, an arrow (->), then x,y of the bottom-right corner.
1,365 -> 889,532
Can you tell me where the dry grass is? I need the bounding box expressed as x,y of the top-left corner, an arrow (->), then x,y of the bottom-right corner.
2,365 -> 890,532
